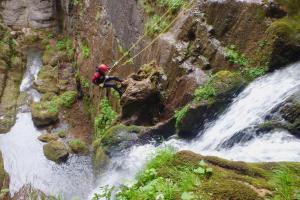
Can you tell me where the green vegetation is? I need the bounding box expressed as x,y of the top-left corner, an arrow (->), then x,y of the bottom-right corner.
93,150 -> 300,200
58,130 -> 67,138
0,188 -> 9,199
145,15 -> 168,37
225,45 -> 266,81
194,80 -> 216,102
38,91 -> 77,112
57,91 -> 78,108
157,0 -> 186,13
271,166 -> 300,200
224,45 -> 248,67
93,149 -> 214,200
81,43 -> 90,59
268,1 -> 300,44
71,0 -> 80,6
68,139 -> 89,154
76,72 -> 90,89
174,105 -> 189,129
56,38 -> 74,58
142,0 -> 188,37
94,98 -> 117,139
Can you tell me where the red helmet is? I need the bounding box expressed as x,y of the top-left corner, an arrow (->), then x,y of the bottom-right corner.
98,64 -> 109,72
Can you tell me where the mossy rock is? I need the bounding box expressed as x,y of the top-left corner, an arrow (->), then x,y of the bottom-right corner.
41,92 -> 57,102
56,91 -> 77,108
287,118 -> 300,137
43,141 -> 69,162
31,101 -> 59,127
256,120 -> 285,132
0,151 -> 8,190
101,124 -> 142,147
213,70 -> 245,95
58,130 -> 67,138
93,146 -> 108,171
33,65 -> 59,94
38,133 -> 59,143
68,139 -> 89,154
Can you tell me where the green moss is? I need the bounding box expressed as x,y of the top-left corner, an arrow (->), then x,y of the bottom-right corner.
43,141 -> 69,162
68,139 -> 89,154
58,130 -> 67,138
201,180 -> 263,200
100,124 -> 142,146
268,1 -> 300,44
57,91 -> 77,108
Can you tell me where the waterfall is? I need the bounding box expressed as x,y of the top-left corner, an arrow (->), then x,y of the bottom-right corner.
0,49 -> 94,199
90,62 -> 300,199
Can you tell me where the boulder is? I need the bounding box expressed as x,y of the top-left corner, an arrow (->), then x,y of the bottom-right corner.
43,141 -> 69,162
33,65 -> 59,94
68,139 -> 89,154
31,101 -> 59,127
120,64 -> 165,126
99,124 -> 143,154
38,133 -> 59,143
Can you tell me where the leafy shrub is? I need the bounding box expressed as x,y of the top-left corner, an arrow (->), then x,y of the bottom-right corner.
145,15 -> 168,37
225,45 -> 266,81
174,105 -> 189,129
56,38 -> 74,57
194,81 -> 216,102
225,45 -> 248,67
242,66 -> 266,81
57,91 -> 77,108
94,98 -> 117,138
93,148 -> 210,200
81,44 -> 90,59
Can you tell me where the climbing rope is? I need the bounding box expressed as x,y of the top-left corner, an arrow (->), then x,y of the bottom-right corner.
109,0 -> 195,74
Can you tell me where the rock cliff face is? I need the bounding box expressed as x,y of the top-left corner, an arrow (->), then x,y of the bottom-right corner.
0,0 -> 57,29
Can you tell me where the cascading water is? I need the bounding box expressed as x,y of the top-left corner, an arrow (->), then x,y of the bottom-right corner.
0,49 -> 94,199
90,62 -> 300,198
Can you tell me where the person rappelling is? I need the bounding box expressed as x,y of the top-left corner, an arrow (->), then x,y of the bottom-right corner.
92,64 -> 124,96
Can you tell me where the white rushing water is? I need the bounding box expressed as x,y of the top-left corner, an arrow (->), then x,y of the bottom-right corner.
90,62 -> 300,198
0,49 -> 94,199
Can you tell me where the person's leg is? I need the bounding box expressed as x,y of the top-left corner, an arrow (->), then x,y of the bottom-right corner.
103,82 -> 124,96
105,76 -> 123,82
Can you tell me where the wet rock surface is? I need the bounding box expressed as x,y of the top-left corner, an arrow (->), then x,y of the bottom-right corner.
38,133 -> 59,143
0,151 -> 9,200
0,22 -> 25,134
43,141 -> 69,162
31,101 -> 59,127
261,92 -> 300,137
0,0 -> 57,29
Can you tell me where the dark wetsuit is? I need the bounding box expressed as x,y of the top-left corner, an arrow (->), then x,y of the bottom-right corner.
92,65 -> 124,95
